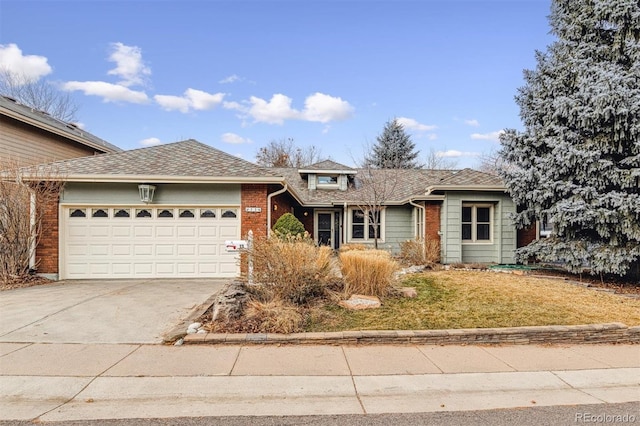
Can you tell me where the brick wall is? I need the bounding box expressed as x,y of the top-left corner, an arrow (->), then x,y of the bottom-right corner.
425,201 -> 441,242
271,191 -> 313,234
517,225 -> 537,248
241,184 -> 269,239
36,195 -> 59,274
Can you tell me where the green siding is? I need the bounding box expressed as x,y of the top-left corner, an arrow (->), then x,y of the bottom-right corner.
441,191 -> 516,264
383,206 -> 413,253
61,182 -> 241,205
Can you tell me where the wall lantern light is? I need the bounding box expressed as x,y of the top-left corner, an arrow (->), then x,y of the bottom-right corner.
138,184 -> 156,204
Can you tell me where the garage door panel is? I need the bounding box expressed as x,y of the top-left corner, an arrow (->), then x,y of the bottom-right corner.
155,244 -> 175,256
90,245 -> 109,256
219,225 -> 238,237
155,226 -> 174,237
199,245 -> 217,255
134,245 -> 154,256
112,264 -> 132,275
112,245 -> 131,256
134,226 -> 153,237
112,226 -> 132,237
198,226 -> 217,237
63,206 -> 240,279
177,226 -> 197,237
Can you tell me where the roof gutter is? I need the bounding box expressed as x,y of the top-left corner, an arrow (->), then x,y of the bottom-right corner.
425,184 -> 507,193
267,183 -> 289,238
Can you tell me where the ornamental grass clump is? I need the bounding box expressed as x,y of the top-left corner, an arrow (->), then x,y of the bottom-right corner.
244,299 -> 304,334
399,238 -> 440,266
247,234 -> 338,305
339,249 -> 399,298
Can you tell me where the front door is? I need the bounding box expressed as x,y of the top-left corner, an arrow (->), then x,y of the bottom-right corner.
316,212 -> 333,247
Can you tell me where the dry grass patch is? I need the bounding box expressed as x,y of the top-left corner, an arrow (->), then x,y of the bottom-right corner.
306,270 -> 640,332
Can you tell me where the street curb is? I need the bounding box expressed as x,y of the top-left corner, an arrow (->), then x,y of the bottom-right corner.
183,322 -> 640,346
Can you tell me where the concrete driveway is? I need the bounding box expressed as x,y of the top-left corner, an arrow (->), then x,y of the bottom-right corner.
0,279 -> 227,344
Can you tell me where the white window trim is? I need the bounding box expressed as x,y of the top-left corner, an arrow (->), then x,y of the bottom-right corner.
461,203 -> 493,244
347,207 -> 385,243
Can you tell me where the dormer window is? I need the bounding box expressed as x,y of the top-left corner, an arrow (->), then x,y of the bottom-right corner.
317,175 -> 338,186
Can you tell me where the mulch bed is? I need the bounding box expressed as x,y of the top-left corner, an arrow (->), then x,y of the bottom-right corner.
0,275 -> 54,291
528,268 -> 640,295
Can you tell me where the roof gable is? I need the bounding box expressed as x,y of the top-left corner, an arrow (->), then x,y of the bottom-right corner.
45,139 -> 280,182
0,95 -> 122,154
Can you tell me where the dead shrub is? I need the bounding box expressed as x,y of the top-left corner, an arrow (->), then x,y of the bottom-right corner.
340,243 -> 369,252
0,160 -> 65,283
339,249 -> 399,298
244,234 -> 338,305
399,238 -> 441,266
244,299 -> 304,333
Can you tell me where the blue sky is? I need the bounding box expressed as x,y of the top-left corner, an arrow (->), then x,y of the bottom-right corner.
1,0 -> 554,168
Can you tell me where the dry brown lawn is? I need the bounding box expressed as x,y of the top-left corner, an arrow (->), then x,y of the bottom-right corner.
306,270 -> 640,332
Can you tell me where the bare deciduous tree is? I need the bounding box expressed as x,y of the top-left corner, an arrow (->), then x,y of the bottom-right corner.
423,148 -> 459,170
0,160 -> 65,283
255,138 -> 322,168
0,69 -> 79,122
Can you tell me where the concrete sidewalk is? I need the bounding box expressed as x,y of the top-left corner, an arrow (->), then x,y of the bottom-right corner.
1,343 -> 638,422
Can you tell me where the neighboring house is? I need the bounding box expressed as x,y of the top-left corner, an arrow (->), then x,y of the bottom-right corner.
0,95 -> 121,166
31,139 -> 525,280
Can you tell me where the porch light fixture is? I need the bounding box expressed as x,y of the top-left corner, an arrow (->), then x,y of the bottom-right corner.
138,184 -> 156,204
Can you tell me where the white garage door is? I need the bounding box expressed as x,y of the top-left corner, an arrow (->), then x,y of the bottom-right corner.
62,206 -> 241,279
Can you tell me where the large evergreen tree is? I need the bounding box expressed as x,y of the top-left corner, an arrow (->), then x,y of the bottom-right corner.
499,0 -> 640,277
368,118 -> 421,169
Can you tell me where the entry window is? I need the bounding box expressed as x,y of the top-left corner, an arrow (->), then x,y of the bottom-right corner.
349,208 -> 384,242
200,209 -> 216,218
136,209 -> 152,218
114,209 -> 130,218
462,204 -> 492,243
92,208 -> 109,218
222,209 -> 237,218
69,209 -> 86,218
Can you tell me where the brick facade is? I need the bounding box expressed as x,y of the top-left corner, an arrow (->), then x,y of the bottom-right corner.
517,225 -> 537,248
424,201 -> 441,243
36,195 -> 59,274
240,184 -> 269,239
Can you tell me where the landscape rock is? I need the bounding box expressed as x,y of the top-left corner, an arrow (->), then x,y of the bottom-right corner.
400,287 -> 418,298
210,281 -> 249,321
339,294 -> 381,310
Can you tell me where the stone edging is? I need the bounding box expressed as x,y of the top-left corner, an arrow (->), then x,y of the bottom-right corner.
182,322 -> 640,346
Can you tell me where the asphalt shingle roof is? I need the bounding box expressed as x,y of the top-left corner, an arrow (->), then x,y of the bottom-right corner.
300,159 -> 356,171
51,139 -> 279,179
0,95 -> 122,154
273,167 -> 503,205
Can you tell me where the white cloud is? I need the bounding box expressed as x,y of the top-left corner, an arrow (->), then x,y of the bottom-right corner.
397,117 -> 437,132
437,150 -> 480,158
107,42 -> 151,87
154,94 -> 190,113
0,43 -> 52,82
246,93 -> 299,124
427,134 -> 438,140
140,137 -> 162,146
470,130 -> 505,142
230,92 -> 354,125
464,119 -> 480,127
301,92 -> 354,123
63,81 -> 149,104
154,88 -> 225,113
219,74 -> 241,84
221,132 -> 252,144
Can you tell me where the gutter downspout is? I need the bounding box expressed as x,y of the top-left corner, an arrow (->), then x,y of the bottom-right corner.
408,198 -> 425,240
267,183 -> 288,237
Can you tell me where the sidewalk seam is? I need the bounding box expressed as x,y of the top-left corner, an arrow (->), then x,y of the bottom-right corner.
341,346 -> 367,414
549,371 -> 609,404
31,344 -> 143,422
